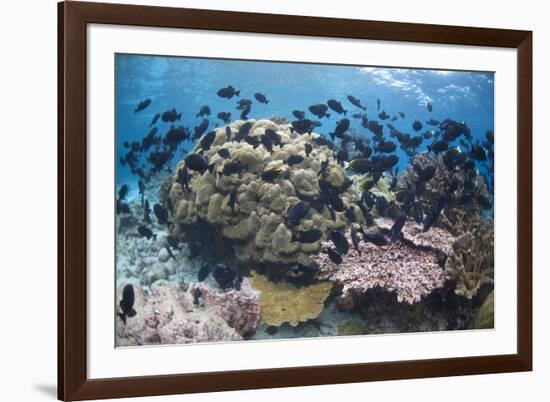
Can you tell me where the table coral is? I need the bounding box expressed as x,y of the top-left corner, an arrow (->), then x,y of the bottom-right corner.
249,272 -> 332,327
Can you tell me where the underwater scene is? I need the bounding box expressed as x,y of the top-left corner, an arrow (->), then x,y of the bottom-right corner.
115,54 -> 495,347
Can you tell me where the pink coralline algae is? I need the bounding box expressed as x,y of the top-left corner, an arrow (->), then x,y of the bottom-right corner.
316,219 -> 454,305
189,281 -> 261,336
116,279 -> 260,346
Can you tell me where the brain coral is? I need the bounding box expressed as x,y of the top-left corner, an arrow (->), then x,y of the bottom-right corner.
167,119 -> 364,266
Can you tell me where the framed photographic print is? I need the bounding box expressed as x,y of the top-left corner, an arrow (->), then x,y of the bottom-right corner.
58,1 -> 532,400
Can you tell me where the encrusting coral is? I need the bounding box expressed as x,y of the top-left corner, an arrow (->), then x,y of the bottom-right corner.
167,119 -> 363,266
249,271 -> 332,327
445,219 -> 494,299
116,279 -> 260,346
316,218 -> 450,306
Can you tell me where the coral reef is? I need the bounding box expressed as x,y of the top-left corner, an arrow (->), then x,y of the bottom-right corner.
189,280 -> 260,336
168,119 -> 363,266
317,220 -> 450,306
116,279 -> 261,346
445,220 -> 494,299
249,271 -> 332,327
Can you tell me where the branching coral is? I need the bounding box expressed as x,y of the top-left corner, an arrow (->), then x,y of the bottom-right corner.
168,119 -> 363,266
249,271 -> 332,327
445,221 -> 494,299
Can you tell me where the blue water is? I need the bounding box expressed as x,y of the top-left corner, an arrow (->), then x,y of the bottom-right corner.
115,54 -> 494,189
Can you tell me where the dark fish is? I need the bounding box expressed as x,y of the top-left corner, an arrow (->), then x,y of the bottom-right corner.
313,136 -> 335,148
153,203 -> 171,225
412,120 -> 423,132
149,113 -> 160,126
177,166 -> 191,192
428,140 -> 449,153
399,112 -> 405,119
166,235 -> 180,251
185,153 -> 212,174
329,118 -> 350,140
422,213 -> 437,232
236,98 -> 253,110
414,164 -> 436,182
187,242 -> 202,259
212,264 -> 236,289
222,160 -> 247,176
412,202 -> 423,224
161,108 -> 182,122
240,106 -> 251,120
245,135 -> 261,148
217,85 -> 240,99
350,225 -> 361,254
260,135 -> 273,152
367,120 -> 384,137
117,184 -> 129,201
123,141 -> 130,148
291,229 -> 323,243
423,130 -> 435,139
287,201 -> 310,225
327,99 -> 347,115
235,122 -> 253,141
330,230 -> 349,254
199,130 -> 216,151
118,284 -> 137,324
391,213 -> 407,241
335,150 -> 349,164
143,199 -> 152,224
327,247 -> 343,264
134,99 -> 151,113
347,95 -> 366,110
225,126 -> 232,142
318,159 -> 329,177
426,118 -> 440,126
217,111 -> 231,123
470,144 -> 487,161
286,154 -> 304,166
293,110 -> 305,120
309,104 -> 330,119
198,263 -> 211,282
138,179 -> 145,197
328,194 -> 345,212
194,119 -> 210,138
426,101 -> 433,112
376,141 -> 397,153
261,166 -> 282,181
291,119 -> 314,135
254,92 -> 269,104
196,105 -> 211,118
348,158 -> 371,174
193,287 -> 201,306
116,200 -> 131,215
217,148 -> 230,159
137,225 -> 156,240
363,232 -> 388,246
378,111 -> 390,120
228,186 -> 237,213
377,98 -> 381,111
305,143 -> 313,157
486,130 -> 494,144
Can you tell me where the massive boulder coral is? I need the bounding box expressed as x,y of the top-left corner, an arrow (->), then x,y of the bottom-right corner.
445,219 -> 494,299
249,271 -> 332,327
316,218 -> 451,306
167,119 -> 363,266
115,279 -> 260,346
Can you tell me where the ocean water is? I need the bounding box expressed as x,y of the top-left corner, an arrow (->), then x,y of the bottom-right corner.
114,53 -> 495,346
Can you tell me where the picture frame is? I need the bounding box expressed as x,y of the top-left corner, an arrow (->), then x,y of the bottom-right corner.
58,1 -> 532,400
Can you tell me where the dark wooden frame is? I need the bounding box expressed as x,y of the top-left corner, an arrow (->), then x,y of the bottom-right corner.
58,1 -> 532,400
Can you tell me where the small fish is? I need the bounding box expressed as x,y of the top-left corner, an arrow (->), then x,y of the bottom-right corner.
177,166 -> 191,192
117,184 -> 129,201
292,110 -> 305,120
309,104 -> 330,119
217,85 -> 240,99
330,230 -> 349,255
134,99 -> 151,113
153,203 -> 171,225
227,186 -> 237,214
143,199 -> 152,224
327,99 -> 347,115
116,200 -> 131,215
305,143 -> 313,157
222,160 -> 247,176
363,232 -> 388,246
286,154 -> 304,166
376,141 -> 397,153
198,263 -> 211,282
149,113 -> 160,126
328,194 -> 345,212
260,135 -> 273,152
235,122 -> 253,141
187,242 -> 203,259
378,111 -> 390,120
287,201 -> 310,225
193,287 -> 202,306
185,153 -> 213,174
161,108 -> 182,122
412,120 -> 423,132
217,148 -> 230,159
426,118 -> 440,126
347,95 -> 366,110
291,229 -> 323,243
225,126 -> 232,142
423,130 -> 435,139
199,130 -> 216,151
196,105 -> 211,118
327,247 -> 343,264
254,92 -> 269,104
391,213 -> 407,241
137,225 -> 156,240
329,118 -> 350,140
377,98 -> 381,111
118,284 -> 137,324
245,135 -> 261,148
261,166 -> 282,181
428,140 -> 449,153
422,213 -> 437,232
348,158 -> 371,174
217,111 -> 231,123
240,106 -> 251,120
399,112 -> 405,119
426,101 -> 433,112
194,119 -> 210,138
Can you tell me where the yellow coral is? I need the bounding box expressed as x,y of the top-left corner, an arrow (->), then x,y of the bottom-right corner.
250,272 -> 332,327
